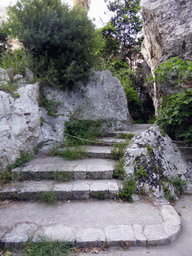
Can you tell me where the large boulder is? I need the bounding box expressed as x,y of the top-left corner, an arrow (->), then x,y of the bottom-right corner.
141,0 -> 192,112
124,126 -> 191,198
39,70 -> 132,148
0,77 -> 40,169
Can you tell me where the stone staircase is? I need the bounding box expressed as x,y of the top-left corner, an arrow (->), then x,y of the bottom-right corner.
1,136 -> 125,202
0,125 -> 182,249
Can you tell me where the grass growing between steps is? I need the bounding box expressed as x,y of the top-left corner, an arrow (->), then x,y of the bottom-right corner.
50,146 -> 88,160
116,133 -> 135,140
4,239 -> 73,256
113,159 -> 126,179
64,113 -> 105,146
37,190 -> 57,204
111,134 -> 134,161
118,176 -> 136,203
0,150 -> 36,186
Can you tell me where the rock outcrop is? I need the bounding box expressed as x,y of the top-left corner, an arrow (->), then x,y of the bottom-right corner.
141,0 -> 192,112
124,126 -> 191,199
39,70 -> 131,149
0,81 -> 40,169
0,69 -> 131,168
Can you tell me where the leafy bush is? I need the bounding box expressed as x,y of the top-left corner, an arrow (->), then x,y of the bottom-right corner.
157,89 -> 192,144
0,48 -> 33,77
0,23 -> 8,57
148,57 -> 192,144
7,0 -> 97,87
148,57 -> 192,87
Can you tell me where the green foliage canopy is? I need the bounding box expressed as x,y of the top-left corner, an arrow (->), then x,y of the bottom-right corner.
7,0 -> 97,87
107,0 -> 142,61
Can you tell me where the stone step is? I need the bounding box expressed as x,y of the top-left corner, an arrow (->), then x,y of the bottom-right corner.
94,138 -> 127,146
0,179 -> 122,201
106,124 -> 155,137
58,146 -> 114,159
0,199 -> 181,248
11,157 -> 117,181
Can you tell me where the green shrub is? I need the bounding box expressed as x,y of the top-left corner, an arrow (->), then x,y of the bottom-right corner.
111,142 -> 127,160
0,23 -> 8,57
0,81 -> 19,97
134,165 -> 148,180
148,57 -> 192,87
119,176 -> 136,203
170,175 -> 187,197
0,48 -> 33,77
7,0 -> 97,87
113,159 -> 126,179
157,89 -> 192,144
148,57 -> 192,144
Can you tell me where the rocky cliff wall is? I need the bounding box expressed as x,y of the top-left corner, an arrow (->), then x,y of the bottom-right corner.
141,0 -> 192,112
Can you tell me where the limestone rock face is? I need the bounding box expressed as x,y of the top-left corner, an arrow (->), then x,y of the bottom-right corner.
0,78 -> 40,168
141,0 -> 192,111
39,70 -> 131,149
124,126 -> 190,198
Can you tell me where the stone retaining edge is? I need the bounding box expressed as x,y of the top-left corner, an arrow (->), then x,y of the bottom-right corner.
0,204 -> 181,248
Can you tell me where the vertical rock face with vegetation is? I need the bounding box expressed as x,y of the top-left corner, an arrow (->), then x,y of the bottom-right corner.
39,70 -> 132,148
0,70 -> 40,169
124,126 -> 189,200
141,0 -> 192,111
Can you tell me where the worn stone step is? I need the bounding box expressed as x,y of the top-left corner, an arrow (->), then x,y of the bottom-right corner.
95,138 -> 127,146
106,124 -> 155,137
58,146 -> 114,159
11,157 -> 117,181
0,199 -> 181,248
0,179 -> 122,201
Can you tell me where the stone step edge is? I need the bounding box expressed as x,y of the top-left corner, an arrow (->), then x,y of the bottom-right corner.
0,180 -> 122,201
57,147 -> 113,158
0,205 -> 181,249
12,166 -> 115,180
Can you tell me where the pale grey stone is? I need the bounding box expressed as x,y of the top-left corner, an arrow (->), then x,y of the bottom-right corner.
161,205 -> 181,225
0,227 -> 6,239
2,223 -> 38,244
42,225 -> 76,243
74,165 -> 87,180
124,126 -> 189,198
25,68 -> 34,83
0,68 -> 10,82
105,225 -> 136,246
133,224 -> 146,246
163,222 -> 181,243
76,228 -> 105,247
0,81 -> 40,169
144,224 -> 170,245
13,74 -> 26,86
141,0 -> 192,112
